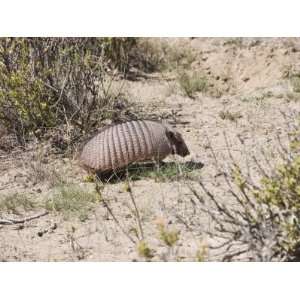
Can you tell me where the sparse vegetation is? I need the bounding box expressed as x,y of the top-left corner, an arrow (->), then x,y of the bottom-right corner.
196,244 -> 208,262
186,125 -> 300,261
290,75 -> 300,93
0,193 -> 37,215
24,151 -> 65,187
157,222 -> 180,247
163,45 -> 196,71
137,240 -> 155,260
97,161 -> 202,183
0,38 -> 153,148
223,38 -> 243,47
1,38 -> 300,262
128,162 -> 199,182
240,91 -> 274,102
178,71 -> 208,98
286,92 -> 300,101
45,184 -> 99,221
219,110 -> 242,121
283,64 -> 300,94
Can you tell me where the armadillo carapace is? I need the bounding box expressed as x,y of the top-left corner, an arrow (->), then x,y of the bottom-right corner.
79,120 -> 189,174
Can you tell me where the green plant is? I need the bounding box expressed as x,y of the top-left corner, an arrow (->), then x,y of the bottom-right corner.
187,128 -> 300,261
137,240 -> 154,260
0,193 -> 37,215
115,161 -> 200,182
163,45 -> 196,71
236,155 -> 300,260
178,71 -> 208,98
129,38 -> 166,73
290,75 -> 300,93
240,91 -> 273,103
219,110 -> 242,121
45,184 -> 99,221
0,38 -> 137,145
100,37 -> 138,72
196,244 -> 208,262
223,38 -> 243,47
286,92 -> 300,102
156,219 -> 179,247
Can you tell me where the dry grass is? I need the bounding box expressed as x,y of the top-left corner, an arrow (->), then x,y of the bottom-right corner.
219,110 -> 242,122
178,71 -> 208,98
45,184 -> 99,221
0,193 -> 37,215
291,76 -> 300,93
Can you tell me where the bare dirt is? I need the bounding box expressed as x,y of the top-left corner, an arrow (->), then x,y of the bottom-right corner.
1,38 -> 300,261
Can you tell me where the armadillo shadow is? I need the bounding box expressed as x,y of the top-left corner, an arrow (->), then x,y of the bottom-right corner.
95,161 -> 204,184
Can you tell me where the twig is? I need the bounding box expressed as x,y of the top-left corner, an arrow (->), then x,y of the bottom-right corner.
222,249 -> 248,261
127,180 -> 144,240
95,181 -> 137,245
0,211 -> 49,225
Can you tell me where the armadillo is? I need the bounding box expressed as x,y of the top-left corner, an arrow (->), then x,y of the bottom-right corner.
78,120 -> 189,174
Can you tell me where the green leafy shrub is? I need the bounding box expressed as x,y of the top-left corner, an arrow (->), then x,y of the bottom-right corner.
251,156 -> 300,256
0,38 -> 139,145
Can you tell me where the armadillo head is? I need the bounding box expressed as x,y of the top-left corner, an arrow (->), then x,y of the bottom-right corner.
165,127 -> 190,157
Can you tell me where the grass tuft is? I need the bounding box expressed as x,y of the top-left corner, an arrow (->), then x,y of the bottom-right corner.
291,76 -> 300,93
137,240 -> 155,260
45,184 -> 99,221
127,161 -> 202,182
178,71 -> 208,98
219,110 -> 242,122
0,193 -> 37,215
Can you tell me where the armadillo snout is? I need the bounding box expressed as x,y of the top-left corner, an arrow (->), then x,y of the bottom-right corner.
166,130 -> 190,157
175,141 -> 190,157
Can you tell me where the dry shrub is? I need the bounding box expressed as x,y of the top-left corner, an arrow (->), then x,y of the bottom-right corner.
178,71 -> 208,98
0,38 -> 140,147
187,121 -> 300,261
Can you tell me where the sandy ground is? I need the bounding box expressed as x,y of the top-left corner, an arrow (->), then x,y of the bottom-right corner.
0,38 -> 300,261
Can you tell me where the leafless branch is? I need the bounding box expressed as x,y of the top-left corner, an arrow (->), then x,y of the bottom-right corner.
0,211 -> 49,225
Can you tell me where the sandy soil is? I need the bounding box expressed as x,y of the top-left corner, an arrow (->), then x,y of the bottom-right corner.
0,38 -> 300,261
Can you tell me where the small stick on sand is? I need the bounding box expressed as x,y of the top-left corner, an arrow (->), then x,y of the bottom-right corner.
0,211 -> 49,225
